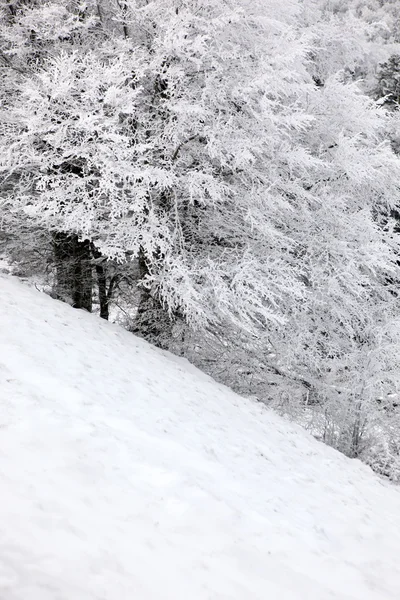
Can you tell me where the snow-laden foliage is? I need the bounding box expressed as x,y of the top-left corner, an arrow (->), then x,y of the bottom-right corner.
301,0 -> 400,91
1,0 -> 316,328
2,0 -> 400,479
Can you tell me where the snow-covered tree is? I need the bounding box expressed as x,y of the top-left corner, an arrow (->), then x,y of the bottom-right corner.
0,0 -> 313,332
2,0 -> 400,478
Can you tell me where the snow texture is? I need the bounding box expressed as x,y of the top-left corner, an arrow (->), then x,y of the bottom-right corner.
0,275 -> 400,599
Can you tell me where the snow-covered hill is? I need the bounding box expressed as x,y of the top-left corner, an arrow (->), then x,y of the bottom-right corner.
0,276 -> 400,600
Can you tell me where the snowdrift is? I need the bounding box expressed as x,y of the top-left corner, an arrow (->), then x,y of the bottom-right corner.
0,276 -> 400,600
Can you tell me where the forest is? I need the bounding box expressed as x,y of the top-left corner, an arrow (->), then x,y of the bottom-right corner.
1,0 -> 400,480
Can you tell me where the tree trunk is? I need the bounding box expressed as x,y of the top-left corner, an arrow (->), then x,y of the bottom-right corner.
350,400 -> 364,458
91,244 -> 109,320
52,232 -> 93,312
131,248 -> 173,348
96,262 -> 109,320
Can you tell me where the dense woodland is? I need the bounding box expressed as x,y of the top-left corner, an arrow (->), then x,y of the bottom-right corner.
1,0 -> 400,480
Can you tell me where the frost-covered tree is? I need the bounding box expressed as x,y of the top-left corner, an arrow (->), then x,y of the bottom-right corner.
0,0 -> 314,333
2,0 -> 400,478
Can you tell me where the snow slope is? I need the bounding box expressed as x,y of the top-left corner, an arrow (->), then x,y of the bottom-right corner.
0,276 -> 400,600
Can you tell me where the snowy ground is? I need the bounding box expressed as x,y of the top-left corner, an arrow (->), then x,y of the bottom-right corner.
0,276 -> 400,600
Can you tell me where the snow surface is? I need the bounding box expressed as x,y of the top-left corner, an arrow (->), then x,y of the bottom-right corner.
0,276 -> 400,600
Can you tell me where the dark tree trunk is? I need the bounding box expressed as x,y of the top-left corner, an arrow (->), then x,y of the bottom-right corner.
91,244 -> 109,320
52,232 -> 93,312
131,248 -> 173,348
96,263 -> 109,320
